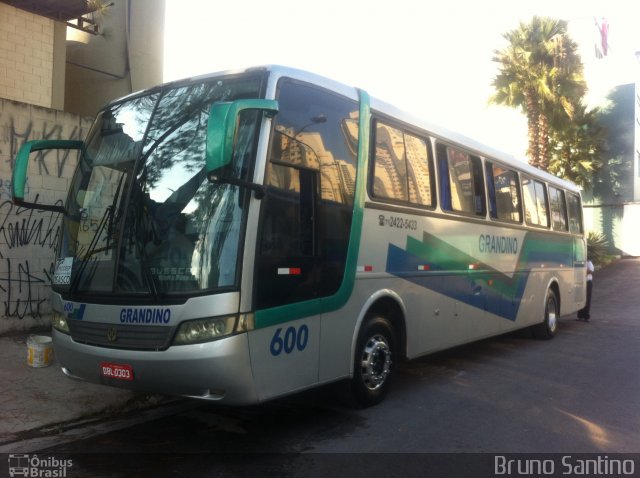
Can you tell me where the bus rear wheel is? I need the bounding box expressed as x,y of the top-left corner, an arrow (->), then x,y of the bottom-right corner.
532,288 -> 559,340
351,315 -> 396,407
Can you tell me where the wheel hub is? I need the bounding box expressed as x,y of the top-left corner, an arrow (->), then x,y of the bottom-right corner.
548,300 -> 558,332
360,334 -> 392,391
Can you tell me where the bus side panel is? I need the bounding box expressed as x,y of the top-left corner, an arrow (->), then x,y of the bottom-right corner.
316,277 -> 428,385
506,268 -> 548,327
317,275 -> 472,383
248,316 -> 320,402
318,290 -> 368,383
354,208 -> 525,352
317,204 -> 582,384
317,257 -> 516,384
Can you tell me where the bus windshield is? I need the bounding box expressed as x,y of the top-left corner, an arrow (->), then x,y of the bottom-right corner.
53,74 -> 265,299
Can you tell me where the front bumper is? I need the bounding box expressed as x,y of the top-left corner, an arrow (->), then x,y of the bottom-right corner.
52,329 -> 258,404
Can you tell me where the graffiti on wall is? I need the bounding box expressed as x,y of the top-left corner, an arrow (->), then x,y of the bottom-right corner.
0,196 -> 62,319
0,100 -> 90,327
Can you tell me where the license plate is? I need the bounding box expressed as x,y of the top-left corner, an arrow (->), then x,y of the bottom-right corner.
101,362 -> 134,381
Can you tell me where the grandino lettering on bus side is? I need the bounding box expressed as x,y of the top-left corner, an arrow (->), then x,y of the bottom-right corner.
478,234 -> 518,255
119,308 -> 171,324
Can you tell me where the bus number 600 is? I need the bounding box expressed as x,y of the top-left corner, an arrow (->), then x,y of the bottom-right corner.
270,325 -> 309,356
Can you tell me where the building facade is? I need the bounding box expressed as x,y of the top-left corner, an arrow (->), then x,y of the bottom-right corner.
583,82 -> 640,257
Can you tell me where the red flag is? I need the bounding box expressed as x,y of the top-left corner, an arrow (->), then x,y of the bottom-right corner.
600,18 -> 609,56
595,17 -> 609,58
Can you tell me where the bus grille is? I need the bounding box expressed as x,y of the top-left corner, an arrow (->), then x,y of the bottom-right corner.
68,321 -> 173,351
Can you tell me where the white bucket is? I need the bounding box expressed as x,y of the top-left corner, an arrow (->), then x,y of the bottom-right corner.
27,335 -> 54,367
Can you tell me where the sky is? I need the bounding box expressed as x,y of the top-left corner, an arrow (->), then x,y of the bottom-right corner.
163,0 -> 639,160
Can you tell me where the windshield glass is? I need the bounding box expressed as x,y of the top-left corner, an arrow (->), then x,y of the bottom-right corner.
53,74 -> 265,298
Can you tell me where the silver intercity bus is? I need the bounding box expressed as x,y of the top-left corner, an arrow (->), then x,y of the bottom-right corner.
13,66 -> 586,406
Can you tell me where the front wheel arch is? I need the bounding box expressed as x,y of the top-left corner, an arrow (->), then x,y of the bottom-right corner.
360,295 -> 407,360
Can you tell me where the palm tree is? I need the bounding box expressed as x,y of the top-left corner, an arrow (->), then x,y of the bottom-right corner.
490,17 -> 587,171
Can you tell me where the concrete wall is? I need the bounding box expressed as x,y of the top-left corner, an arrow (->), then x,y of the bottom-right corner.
65,0 -> 165,117
128,0 -> 166,93
584,204 -> 640,257
0,98 -> 92,334
0,3 -> 56,109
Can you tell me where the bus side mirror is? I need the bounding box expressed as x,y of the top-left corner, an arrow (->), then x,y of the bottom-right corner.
13,139 -> 83,213
206,99 -> 278,175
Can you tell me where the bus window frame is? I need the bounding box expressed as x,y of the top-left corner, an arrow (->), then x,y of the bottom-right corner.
566,191 -> 584,235
548,185 -> 569,232
368,116 -> 437,211
436,141 -> 487,219
521,174 -> 551,229
484,159 -> 523,225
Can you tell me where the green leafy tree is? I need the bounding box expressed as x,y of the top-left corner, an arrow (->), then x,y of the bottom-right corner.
491,16 -> 587,171
586,231 -> 610,266
548,103 -> 604,189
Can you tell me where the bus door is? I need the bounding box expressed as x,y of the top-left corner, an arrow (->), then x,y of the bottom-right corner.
248,78 -> 360,401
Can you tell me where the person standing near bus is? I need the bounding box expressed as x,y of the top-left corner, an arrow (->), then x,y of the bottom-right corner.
578,259 -> 594,321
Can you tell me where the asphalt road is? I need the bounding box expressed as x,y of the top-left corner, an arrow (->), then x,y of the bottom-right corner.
12,259 -> 640,477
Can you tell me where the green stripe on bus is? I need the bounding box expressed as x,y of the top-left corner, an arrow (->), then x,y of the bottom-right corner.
387,230 -> 576,321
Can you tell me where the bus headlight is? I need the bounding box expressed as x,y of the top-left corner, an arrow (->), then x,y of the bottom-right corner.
173,316 -> 237,345
52,312 -> 70,334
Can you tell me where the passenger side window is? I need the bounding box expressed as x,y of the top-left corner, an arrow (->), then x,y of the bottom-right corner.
405,134 -> 434,206
567,192 -> 583,234
549,186 -> 568,231
373,123 -> 408,201
437,144 -> 485,216
485,161 -> 521,223
371,122 -> 435,207
522,176 -> 549,227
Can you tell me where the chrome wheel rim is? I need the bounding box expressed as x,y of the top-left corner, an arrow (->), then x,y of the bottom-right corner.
548,297 -> 558,333
360,334 -> 392,391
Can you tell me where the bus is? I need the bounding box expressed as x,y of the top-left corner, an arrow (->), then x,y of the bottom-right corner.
12,66 -> 586,407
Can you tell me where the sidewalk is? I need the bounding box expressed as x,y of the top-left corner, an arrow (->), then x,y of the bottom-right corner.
0,332 -> 171,447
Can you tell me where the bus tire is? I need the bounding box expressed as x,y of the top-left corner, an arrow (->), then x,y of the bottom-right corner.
531,288 -> 559,340
351,315 -> 396,407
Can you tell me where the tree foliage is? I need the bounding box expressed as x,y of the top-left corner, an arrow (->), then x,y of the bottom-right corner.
586,230 -> 610,266
548,104 -> 604,189
490,16 -> 601,184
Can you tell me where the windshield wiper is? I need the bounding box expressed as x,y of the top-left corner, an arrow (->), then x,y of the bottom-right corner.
70,173 -> 125,292
69,203 -> 116,292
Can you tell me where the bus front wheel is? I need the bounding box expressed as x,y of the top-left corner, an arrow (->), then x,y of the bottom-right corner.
532,288 -> 559,340
351,315 -> 396,407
